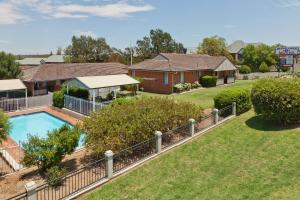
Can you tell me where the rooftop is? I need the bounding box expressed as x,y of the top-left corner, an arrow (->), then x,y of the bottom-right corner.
227,40 -> 263,54
129,53 -> 229,71
0,79 -> 26,92
21,62 -> 128,82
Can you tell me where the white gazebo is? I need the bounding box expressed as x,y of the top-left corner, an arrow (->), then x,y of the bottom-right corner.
64,74 -> 139,111
0,79 -> 27,105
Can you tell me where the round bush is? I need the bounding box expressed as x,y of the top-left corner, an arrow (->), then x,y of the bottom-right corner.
200,76 -> 217,87
53,91 -> 64,108
239,65 -> 251,74
259,62 -> 270,73
214,87 -> 251,115
251,78 -> 300,125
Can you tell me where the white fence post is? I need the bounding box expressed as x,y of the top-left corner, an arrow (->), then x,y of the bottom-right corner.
105,150 -> 114,179
189,118 -> 195,137
213,109 -> 219,124
232,102 -> 237,116
25,181 -> 37,200
155,131 -> 162,154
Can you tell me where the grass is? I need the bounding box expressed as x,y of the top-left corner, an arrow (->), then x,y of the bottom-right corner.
84,111 -> 300,200
139,80 -> 255,109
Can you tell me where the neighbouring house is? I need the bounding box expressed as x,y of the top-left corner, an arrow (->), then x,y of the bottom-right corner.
227,40 -> 262,62
128,53 -> 237,94
21,63 -> 128,96
16,55 -> 65,66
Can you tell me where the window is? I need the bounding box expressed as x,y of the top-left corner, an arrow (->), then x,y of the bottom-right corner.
163,72 -> 169,85
180,72 -> 184,83
198,71 -> 202,78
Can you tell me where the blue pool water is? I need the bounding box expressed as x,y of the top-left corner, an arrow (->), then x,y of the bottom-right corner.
9,112 -> 84,148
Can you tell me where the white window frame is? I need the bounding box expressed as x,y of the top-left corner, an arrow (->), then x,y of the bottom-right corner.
163,72 -> 169,85
180,72 -> 185,83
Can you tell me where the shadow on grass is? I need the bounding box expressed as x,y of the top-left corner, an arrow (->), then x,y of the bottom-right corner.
245,115 -> 295,132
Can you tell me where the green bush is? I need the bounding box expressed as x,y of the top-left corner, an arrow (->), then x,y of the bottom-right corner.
174,83 -> 185,93
0,110 -> 11,143
200,76 -> 217,87
46,166 -> 67,186
22,125 -> 81,171
239,65 -> 251,74
214,87 -> 251,115
63,86 -> 89,99
183,83 -> 192,91
251,78 -> 300,125
111,98 -> 135,106
280,67 -> 290,72
53,91 -> 64,108
82,97 -> 203,154
259,62 -> 270,73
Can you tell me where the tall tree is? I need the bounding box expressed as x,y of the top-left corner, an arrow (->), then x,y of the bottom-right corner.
197,36 -> 228,56
134,29 -> 186,60
65,35 -> 112,63
242,44 -> 278,71
0,51 -> 22,79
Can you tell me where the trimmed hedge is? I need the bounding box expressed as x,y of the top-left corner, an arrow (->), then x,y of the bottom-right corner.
251,78 -> 300,125
239,65 -> 251,74
200,76 -> 217,87
53,91 -> 64,108
214,87 -> 251,115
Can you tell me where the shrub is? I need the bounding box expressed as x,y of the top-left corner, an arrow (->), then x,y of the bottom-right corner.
183,83 -> 192,91
239,65 -> 251,74
82,97 -> 203,154
53,91 -> 64,108
214,87 -> 251,115
280,67 -> 290,72
111,98 -> 135,106
191,81 -> 201,89
46,166 -> 67,186
174,83 -> 185,93
0,110 -> 11,143
200,76 -> 217,87
22,125 -> 81,171
259,62 -> 270,73
63,86 -> 89,99
251,78 -> 300,125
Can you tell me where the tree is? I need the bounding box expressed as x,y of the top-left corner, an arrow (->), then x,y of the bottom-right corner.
197,36 -> 227,56
65,35 -> 112,63
134,29 -> 186,60
259,62 -> 270,73
242,44 -> 278,71
0,111 -> 11,144
0,52 -> 22,79
22,125 -> 81,171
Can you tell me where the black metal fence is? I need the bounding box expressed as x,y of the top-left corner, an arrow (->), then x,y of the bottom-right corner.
6,104 -> 234,200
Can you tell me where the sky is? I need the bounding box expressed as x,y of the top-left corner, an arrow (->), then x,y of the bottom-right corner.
1,0 -> 300,54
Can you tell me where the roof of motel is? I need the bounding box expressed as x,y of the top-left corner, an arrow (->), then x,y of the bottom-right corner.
21,63 -> 128,82
67,74 -> 139,89
129,53 -> 236,72
227,40 -> 263,54
0,79 -> 26,92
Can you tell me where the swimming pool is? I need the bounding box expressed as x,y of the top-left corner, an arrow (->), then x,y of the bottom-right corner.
9,112 -> 84,148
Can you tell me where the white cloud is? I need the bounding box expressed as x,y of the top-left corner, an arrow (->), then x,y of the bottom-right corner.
73,30 -> 98,38
0,0 -> 155,25
272,0 -> 300,7
0,3 -> 31,24
54,2 -> 155,18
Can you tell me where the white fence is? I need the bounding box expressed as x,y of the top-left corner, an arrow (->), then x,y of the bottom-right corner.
64,95 -> 110,115
0,94 -> 52,112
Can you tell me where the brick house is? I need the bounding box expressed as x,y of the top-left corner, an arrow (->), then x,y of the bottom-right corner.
128,53 -> 237,94
21,63 -> 128,96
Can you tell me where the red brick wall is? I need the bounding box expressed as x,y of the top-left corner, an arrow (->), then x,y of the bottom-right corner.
130,70 -> 200,94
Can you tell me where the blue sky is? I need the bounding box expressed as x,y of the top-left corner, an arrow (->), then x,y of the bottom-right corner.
1,0 -> 300,54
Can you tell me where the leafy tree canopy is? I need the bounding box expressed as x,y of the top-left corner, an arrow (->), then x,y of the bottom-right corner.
65,35 -> 112,63
0,51 -> 22,79
0,111 -> 11,144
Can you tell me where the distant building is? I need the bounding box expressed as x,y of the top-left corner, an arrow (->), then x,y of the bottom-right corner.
16,55 -> 65,66
129,53 -> 237,94
227,40 -> 262,62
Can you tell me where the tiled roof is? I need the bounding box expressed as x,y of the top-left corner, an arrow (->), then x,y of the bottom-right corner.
21,63 -> 128,82
227,40 -> 263,54
16,58 -> 45,65
129,53 -> 227,71
44,55 -> 65,63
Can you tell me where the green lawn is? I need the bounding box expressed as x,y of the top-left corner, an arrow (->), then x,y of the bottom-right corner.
84,111 -> 300,200
139,80 -> 255,109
